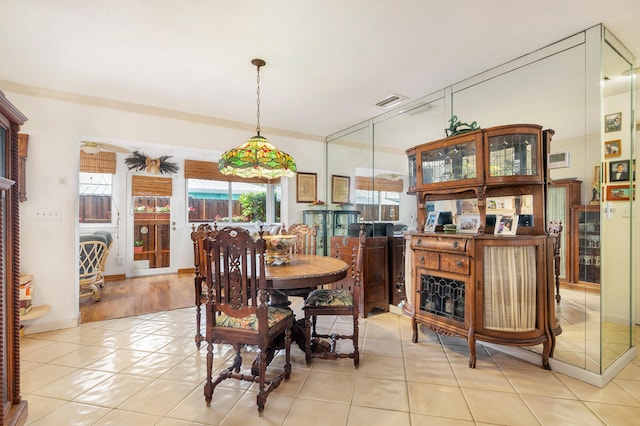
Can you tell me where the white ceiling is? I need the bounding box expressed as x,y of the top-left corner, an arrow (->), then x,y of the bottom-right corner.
1,1 -> 639,139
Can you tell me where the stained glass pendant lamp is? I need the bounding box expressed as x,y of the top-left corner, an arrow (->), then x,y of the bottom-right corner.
218,59 -> 297,179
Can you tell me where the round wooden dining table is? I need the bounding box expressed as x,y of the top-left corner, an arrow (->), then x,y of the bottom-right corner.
265,254 -> 349,307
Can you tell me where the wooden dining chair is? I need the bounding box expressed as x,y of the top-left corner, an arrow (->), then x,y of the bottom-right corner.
302,226 -> 364,367
203,226 -> 293,416
191,223 -> 218,348
288,223 -> 317,255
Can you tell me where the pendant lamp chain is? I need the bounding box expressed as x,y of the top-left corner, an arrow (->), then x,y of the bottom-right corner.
255,59 -> 263,135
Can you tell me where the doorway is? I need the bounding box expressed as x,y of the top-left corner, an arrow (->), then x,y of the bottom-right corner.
129,174 -> 177,276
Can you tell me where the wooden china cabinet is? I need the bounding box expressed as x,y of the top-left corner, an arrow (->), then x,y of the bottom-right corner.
405,124 -> 561,369
0,91 -> 29,425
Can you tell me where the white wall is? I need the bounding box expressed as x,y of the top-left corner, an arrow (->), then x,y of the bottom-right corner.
9,91 -> 325,334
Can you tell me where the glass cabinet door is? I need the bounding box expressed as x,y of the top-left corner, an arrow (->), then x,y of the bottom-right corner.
484,125 -> 543,183
419,136 -> 481,187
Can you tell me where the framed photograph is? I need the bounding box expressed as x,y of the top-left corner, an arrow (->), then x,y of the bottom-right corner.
609,159 -> 630,182
331,175 -> 350,204
606,184 -> 635,201
605,112 -> 622,133
296,172 -> 317,203
494,214 -> 519,236
424,211 -> 440,232
457,214 -> 481,234
604,139 -> 621,158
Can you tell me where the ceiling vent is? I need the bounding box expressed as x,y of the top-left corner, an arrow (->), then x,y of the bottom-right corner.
375,94 -> 409,109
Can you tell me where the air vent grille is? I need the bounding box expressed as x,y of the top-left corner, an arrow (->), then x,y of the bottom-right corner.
376,94 -> 409,108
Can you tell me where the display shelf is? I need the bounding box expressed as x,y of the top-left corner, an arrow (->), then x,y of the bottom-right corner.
20,304 -> 50,321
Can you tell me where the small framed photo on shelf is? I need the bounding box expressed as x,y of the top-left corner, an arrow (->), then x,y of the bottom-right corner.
331,175 -> 350,204
604,139 -> 621,158
605,112 -> 622,133
424,211 -> 439,232
296,172 -> 317,203
609,159 -> 630,182
494,215 -> 518,236
606,184 -> 635,201
457,214 -> 480,234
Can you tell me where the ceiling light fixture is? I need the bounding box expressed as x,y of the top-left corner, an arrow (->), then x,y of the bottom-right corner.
218,59 -> 297,179
81,142 -> 101,155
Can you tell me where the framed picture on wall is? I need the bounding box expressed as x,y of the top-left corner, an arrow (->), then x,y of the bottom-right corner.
609,159 -> 630,182
331,175 -> 350,204
604,112 -> 622,133
604,139 -> 621,158
296,172 -> 317,203
606,184 -> 635,201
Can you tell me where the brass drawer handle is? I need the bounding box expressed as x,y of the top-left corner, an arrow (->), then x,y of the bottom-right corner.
417,238 -> 422,246
452,241 -> 459,249
456,260 -> 464,268
419,255 -> 425,264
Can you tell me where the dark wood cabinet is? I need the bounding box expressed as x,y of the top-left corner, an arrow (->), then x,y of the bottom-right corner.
0,91 -> 29,425
330,236 -> 389,317
406,124 -> 560,369
388,236 -> 406,307
570,204 -> 600,289
547,179 -> 582,282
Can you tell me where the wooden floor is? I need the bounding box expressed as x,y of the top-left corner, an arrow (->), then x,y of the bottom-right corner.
79,273 -> 194,324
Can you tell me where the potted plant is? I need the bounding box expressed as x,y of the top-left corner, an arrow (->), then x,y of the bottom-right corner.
134,240 -> 144,254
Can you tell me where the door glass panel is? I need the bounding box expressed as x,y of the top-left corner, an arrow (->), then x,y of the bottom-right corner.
133,195 -> 171,270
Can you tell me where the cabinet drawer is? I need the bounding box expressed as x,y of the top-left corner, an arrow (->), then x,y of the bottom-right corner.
412,236 -> 468,253
440,253 -> 470,275
414,250 -> 439,269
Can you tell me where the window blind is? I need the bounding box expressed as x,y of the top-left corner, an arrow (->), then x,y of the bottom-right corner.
131,175 -> 173,196
184,159 -> 280,184
79,151 -> 116,174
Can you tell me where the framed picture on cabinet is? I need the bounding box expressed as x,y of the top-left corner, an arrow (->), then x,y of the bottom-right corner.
604,139 -> 621,158
494,214 -> 518,236
424,211 -> 439,232
457,214 -> 480,234
296,172 -> 317,203
604,112 -> 622,133
331,175 -> 350,204
606,184 -> 635,201
609,159 -> 630,182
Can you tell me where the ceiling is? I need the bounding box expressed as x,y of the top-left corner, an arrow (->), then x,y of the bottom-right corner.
1,1 -> 639,140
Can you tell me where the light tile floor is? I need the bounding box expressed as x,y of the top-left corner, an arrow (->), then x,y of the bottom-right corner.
21,297 -> 640,425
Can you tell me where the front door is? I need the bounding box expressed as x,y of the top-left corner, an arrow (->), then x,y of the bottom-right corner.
129,174 -> 176,276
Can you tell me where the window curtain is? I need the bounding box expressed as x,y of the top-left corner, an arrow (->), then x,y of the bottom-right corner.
547,186 -> 567,277
483,245 -> 536,331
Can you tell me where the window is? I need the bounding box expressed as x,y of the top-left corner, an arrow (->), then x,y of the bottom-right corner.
184,160 -> 281,224
354,175 -> 402,221
79,151 -> 116,224
355,189 -> 400,221
79,172 -> 113,223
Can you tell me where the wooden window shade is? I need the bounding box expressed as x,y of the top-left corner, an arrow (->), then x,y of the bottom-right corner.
132,175 -> 173,196
184,159 -> 280,184
355,176 -> 403,192
80,151 -> 116,174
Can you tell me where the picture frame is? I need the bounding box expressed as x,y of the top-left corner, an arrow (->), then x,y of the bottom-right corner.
606,184 -> 635,201
604,139 -> 621,158
331,175 -> 350,204
609,159 -> 630,182
494,214 -> 519,236
604,112 -> 622,133
424,211 -> 439,232
457,214 -> 481,234
296,172 -> 317,203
